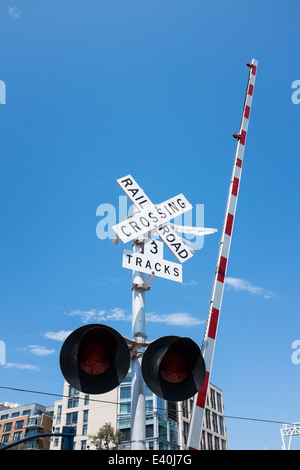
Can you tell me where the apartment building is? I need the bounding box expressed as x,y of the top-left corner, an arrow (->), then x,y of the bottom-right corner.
117,370 -> 180,450
203,383 -> 227,450
50,372 -> 228,450
50,380 -> 119,450
179,383 -> 228,450
50,373 -> 179,450
0,402 -> 54,449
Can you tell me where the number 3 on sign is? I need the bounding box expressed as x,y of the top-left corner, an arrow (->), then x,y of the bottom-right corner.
149,240 -> 158,254
144,239 -> 164,258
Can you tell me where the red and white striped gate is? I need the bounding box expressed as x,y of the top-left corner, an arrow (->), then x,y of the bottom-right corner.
186,58 -> 258,450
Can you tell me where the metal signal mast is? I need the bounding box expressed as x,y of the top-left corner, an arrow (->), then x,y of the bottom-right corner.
186,58 -> 258,450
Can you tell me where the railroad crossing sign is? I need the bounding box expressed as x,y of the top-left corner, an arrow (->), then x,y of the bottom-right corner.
113,193 -> 192,244
112,175 -> 194,264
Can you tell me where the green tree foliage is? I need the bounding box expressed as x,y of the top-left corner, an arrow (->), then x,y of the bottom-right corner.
90,422 -> 125,450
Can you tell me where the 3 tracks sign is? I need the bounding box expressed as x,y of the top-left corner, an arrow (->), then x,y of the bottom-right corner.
122,239 -> 183,283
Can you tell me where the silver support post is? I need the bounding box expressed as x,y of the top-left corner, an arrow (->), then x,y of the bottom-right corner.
130,220 -> 147,450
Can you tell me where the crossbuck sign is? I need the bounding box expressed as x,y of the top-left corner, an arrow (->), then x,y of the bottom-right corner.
112,175 -> 195,283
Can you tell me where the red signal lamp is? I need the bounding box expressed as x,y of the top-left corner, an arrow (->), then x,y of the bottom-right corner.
142,335 -> 206,402
60,324 -> 130,394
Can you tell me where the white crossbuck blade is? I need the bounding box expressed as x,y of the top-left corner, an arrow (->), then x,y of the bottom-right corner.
112,223 -> 217,247
170,224 -> 218,236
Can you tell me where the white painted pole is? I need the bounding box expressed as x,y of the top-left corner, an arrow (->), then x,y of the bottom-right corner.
130,208 -> 147,450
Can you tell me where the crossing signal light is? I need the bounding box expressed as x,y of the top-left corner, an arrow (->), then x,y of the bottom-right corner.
59,324 -> 130,394
141,336 -> 206,402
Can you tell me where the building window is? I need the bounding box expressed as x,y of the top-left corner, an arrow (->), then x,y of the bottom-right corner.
146,423 -> 153,438
210,389 -> 216,410
66,412 -> 78,425
206,394 -> 210,408
201,431 -> 206,450
120,385 -> 131,400
28,416 -> 41,427
159,442 -> 168,450
148,440 -> 154,450
205,409 -> 211,429
123,370 -> 131,383
212,412 -> 218,433
158,417 -> 168,441
157,397 -> 166,417
3,422 -> 12,432
84,395 -> 89,406
182,400 -> 189,419
219,416 -> 225,436
145,386 -> 153,412
68,397 -> 79,408
119,426 -> 130,441
53,437 -> 59,448
83,410 -> 89,423
169,422 -> 178,444
120,402 -> 131,414
120,385 -> 131,414
207,432 -> 213,450
1,434 -> 10,444
68,386 -> 79,397
13,431 -> 22,441
183,422 -> 189,445
217,392 -> 222,413
56,405 -> 62,425
15,420 -> 24,429
82,424 -> 88,436
81,440 -> 87,450
214,436 -> 220,450
53,428 -> 60,448
167,402 -> 177,421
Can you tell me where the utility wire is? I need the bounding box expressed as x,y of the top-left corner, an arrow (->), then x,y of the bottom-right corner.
0,385 -> 295,426
0,385 -> 118,405
224,415 -> 295,426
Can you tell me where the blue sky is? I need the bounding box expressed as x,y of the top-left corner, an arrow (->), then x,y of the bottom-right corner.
0,0 -> 300,450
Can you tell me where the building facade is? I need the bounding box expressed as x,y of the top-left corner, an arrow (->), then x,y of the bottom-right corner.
117,370 -> 180,450
179,383 -> 228,450
50,380 -> 119,450
202,383 -> 227,450
50,373 -> 228,450
0,402 -> 53,449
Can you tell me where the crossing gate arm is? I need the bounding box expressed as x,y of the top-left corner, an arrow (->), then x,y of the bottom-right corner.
186,59 -> 258,450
